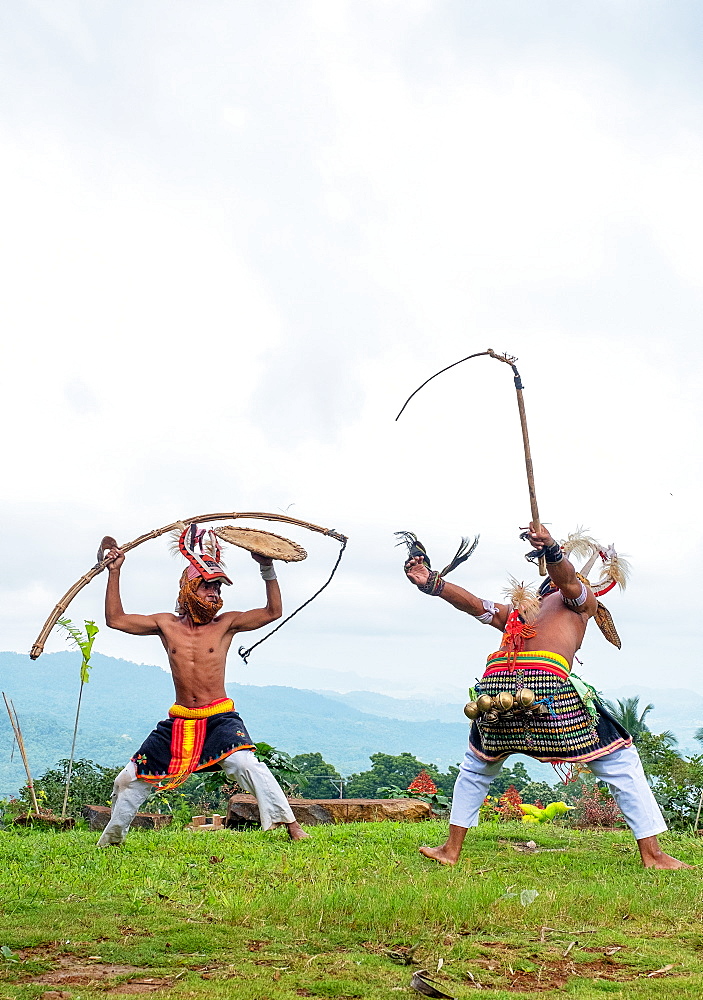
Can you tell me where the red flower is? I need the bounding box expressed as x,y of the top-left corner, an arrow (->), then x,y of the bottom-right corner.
496,784 -> 523,822
408,770 -> 438,795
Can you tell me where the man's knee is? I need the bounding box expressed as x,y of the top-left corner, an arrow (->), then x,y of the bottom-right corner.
112,761 -> 139,797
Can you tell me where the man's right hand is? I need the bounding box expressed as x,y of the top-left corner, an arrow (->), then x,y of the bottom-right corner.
405,555 -> 430,587
105,547 -> 125,571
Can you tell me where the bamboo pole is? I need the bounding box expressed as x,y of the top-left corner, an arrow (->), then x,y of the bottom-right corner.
694,788 -> 703,833
3,693 -> 40,815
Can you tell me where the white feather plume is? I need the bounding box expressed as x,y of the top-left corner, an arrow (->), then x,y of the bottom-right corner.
502,577 -> 540,623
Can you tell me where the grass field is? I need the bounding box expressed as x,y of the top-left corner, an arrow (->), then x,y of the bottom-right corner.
1,820 -> 703,999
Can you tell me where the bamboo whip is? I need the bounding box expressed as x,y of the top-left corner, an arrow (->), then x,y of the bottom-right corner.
396,348 -> 548,576
486,350 -> 547,576
3,693 -> 40,815
30,511 -> 347,660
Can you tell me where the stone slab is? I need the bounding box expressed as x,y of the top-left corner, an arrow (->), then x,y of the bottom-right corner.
225,795 -> 431,827
83,804 -> 173,831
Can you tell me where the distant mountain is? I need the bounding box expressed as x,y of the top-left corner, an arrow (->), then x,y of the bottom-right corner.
326,690 -> 463,724
2,651 -> 698,798
0,651 -> 472,796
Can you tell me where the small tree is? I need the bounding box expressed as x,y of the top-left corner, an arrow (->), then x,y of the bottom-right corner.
56,618 -> 99,819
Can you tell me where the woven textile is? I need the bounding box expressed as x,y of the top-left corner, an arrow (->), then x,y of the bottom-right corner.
132,698 -> 255,790
469,650 -> 632,764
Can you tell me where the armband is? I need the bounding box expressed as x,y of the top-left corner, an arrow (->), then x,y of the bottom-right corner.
418,570 -> 445,596
260,563 -> 277,581
562,580 -> 587,609
543,541 -> 563,564
476,599 -> 498,624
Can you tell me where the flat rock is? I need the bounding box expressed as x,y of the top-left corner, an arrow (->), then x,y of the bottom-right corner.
225,795 -> 431,827
83,804 -> 172,831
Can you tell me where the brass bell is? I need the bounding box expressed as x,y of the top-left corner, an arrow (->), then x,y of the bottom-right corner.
495,691 -> 514,712
476,694 -> 494,713
484,710 -> 499,723
517,688 -> 536,709
463,701 -> 480,720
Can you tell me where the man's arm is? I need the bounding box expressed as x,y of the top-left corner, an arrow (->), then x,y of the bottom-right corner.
528,522 -> 597,617
104,548 -> 163,635
404,556 -> 510,631
222,554 -> 283,634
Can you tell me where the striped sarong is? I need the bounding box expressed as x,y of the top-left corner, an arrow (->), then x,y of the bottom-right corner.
132,698 -> 255,790
469,650 -> 631,764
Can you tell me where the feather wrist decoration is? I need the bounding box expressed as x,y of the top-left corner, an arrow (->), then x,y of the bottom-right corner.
440,535 -> 480,577
394,530 -> 431,568
395,530 -> 479,576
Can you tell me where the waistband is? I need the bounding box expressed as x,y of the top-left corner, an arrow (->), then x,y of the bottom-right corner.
168,698 -> 234,719
484,650 -> 571,679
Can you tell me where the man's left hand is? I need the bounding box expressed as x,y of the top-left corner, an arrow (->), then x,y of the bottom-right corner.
250,551 -> 274,568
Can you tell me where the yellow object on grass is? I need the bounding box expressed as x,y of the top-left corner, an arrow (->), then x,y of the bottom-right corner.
519,801 -> 574,823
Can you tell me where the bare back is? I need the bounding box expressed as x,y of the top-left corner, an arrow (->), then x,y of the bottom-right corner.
521,592 -> 589,665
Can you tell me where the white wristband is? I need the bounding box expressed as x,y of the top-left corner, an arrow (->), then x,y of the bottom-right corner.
260,563 -> 277,581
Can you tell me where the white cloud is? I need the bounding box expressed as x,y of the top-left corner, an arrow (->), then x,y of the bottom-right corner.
1,0 -> 702,703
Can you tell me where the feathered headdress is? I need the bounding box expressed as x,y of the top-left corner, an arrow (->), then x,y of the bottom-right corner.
535,528 -> 630,648
502,577 -> 541,624
171,524 -> 232,584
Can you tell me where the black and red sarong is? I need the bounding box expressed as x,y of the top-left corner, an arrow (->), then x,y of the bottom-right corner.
132,698 -> 255,790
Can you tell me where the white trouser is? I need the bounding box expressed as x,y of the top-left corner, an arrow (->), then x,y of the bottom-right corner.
449,744 -> 666,841
97,750 -> 296,846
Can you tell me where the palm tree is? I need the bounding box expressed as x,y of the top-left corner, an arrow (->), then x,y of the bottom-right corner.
601,695 -> 677,745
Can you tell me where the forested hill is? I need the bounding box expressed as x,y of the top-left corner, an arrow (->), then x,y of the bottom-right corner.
3,651 -> 699,798
0,651 -> 470,795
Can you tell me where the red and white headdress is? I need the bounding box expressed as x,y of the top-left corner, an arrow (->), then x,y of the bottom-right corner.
560,530 -> 630,597
177,524 -> 232,585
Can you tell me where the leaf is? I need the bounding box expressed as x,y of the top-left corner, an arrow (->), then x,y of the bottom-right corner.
410,970 -> 455,999
520,890 -> 539,907
1,945 -> 17,961
646,964 -> 674,978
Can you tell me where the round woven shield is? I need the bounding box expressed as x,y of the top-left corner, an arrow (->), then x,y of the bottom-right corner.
214,526 -> 307,562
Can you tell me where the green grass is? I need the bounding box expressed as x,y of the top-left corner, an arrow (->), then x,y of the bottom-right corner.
1,821 -> 702,999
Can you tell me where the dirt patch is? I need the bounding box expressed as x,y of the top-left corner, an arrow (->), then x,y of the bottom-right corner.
465,958 -> 653,991
108,978 -> 177,993
24,955 -> 176,992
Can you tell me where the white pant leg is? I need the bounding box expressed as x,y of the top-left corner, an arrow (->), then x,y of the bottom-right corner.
97,762 -> 154,846
221,750 -> 296,830
449,749 -> 506,829
588,744 -> 666,840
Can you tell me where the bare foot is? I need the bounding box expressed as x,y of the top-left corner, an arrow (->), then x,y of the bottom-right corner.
287,821 -> 310,841
643,852 -> 693,870
637,835 -> 693,869
419,844 -> 459,866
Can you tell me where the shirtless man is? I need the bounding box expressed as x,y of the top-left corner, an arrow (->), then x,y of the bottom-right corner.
97,525 -> 308,846
404,523 -> 686,870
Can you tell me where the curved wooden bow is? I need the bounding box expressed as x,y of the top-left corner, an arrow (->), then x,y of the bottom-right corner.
30,511 -> 347,660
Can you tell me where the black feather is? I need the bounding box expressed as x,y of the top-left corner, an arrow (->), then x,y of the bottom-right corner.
394,530 -> 431,568
440,535 -> 479,576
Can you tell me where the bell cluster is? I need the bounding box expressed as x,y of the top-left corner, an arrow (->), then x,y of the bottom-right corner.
463,688 -> 548,723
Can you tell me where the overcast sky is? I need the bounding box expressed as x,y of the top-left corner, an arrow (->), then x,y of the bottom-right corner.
1,0 -> 702,703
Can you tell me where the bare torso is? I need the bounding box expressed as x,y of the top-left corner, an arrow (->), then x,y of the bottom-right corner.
520,592 -> 588,666
153,613 -> 236,707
